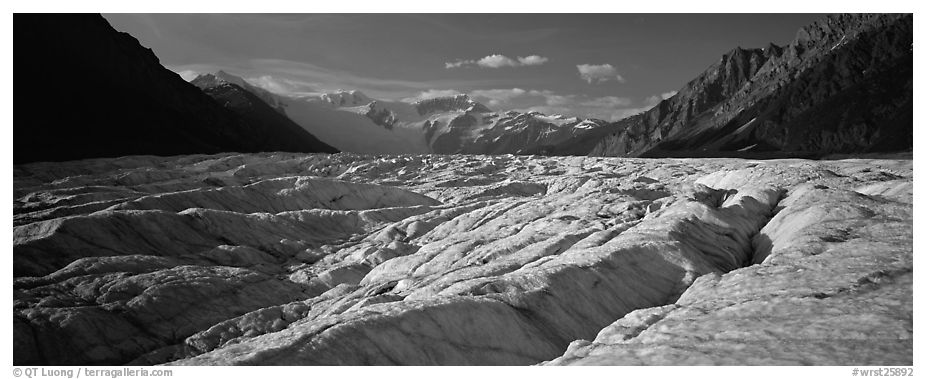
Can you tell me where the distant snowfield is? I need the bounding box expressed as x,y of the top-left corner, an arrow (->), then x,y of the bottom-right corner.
13,152 -> 912,366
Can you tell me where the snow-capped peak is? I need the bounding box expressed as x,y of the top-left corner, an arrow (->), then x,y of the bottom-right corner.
213,70 -> 251,87
414,94 -> 491,116
190,70 -> 252,89
190,71 -> 287,113
319,90 -> 371,107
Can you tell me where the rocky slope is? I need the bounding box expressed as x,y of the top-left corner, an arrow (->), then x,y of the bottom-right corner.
13,152 -> 911,365
14,14 -> 336,164
585,13 -> 912,158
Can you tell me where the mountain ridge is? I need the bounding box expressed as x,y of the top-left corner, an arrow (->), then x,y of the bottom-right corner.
189,78 -> 338,154
14,14 -> 336,164
585,13 -> 912,158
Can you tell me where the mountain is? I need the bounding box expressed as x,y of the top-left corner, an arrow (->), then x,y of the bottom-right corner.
192,80 -> 613,155
190,15 -> 911,159
584,13 -> 912,158
190,74 -> 337,154
426,109 -> 609,155
14,14 -> 336,164
272,92 -> 492,154
415,94 -> 492,115
276,92 -> 433,154
319,90 -> 372,108
193,71 -> 288,112
319,94 -> 609,155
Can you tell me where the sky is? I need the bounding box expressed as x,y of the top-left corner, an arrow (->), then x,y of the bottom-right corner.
104,13 -> 824,121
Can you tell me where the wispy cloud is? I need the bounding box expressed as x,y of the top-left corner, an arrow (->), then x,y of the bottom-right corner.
580,96 -> 633,108
576,63 -> 626,84
168,59 -> 513,100
590,90 -> 680,120
445,61 -> 471,69
247,75 -> 322,96
644,90 -> 678,106
517,55 -> 549,66
403,87 -> 676,121
174,69 -> 202,82
477,54 -> 519,68
446,54 -> 550,69
402,89 -> 464,102
469,88 -> 529,107
460,87 -> 651,121
169,60 -> 676,123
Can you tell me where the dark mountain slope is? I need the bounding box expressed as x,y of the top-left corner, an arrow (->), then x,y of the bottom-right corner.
583,13 -> 912,158
190,75 -> 337,154
14,14 -> 335,164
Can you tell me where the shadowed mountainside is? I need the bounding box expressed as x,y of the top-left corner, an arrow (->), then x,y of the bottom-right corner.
14,14 -> 336,164
562,14 -> 912,159
189,76 -> 337,154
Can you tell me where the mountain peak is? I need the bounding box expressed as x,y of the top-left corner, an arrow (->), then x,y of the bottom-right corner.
190,71 -> 289,115
213,70 -> 249,86
414,94 -> 491,116
319,90 -> 371,107
190,71 -> 252,91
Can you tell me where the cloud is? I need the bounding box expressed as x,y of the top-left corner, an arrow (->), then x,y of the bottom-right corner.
576,64 -> 626,84
445,60 -> 473,69
169,59 -> 515,100
247,75 -> 321,96
478,54 -> 520,68
446,54 -> 549,69
402,89 -> 464,102
169,59 -> 673,124
174,69 -> 201,82
469,88 -> 529,106
517,55 -> 549,66
404,88 -> 535,108
580,96 -> 633,108
607,107 -> 651,120
523,92 -> 672,121
643,90 -> 679,107
606,91 -> 681,120
461,87 -> 654,121
661,90 -> 678,99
